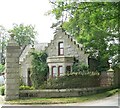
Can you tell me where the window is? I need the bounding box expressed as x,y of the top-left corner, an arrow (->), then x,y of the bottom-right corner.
58,66 -> 64,76
58,42 -> 64,55
66,66 -> 71,74
52,66 -> 57,77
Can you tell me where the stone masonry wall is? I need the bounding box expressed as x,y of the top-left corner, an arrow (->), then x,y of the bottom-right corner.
5,37 -> 20,101
46,28 -> 89,65
20,87 -> 112,98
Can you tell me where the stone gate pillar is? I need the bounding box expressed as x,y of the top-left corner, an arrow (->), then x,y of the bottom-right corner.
5,34 -> 20,101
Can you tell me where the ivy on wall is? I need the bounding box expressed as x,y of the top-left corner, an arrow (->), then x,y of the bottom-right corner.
30,50 -> 48,89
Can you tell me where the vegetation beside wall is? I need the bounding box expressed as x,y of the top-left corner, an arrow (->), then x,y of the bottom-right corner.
0,85 -> 5,96
72,58 -> 88,72
30,51 -> 49,89
41,72 -> 100,89
19,85 -> 35,90
0,64 -> 5,74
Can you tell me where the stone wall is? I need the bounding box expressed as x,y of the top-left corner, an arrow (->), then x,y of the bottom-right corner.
100,71 -> 115,87
114,68 -> 120,87
19,52 -> 32,85
19,43 -> 48,85
5,36 -> 20,101
46,28 -> 89,65
20,87 -> 112,98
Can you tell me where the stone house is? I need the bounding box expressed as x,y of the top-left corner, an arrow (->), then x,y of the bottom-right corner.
19,28 -> 89,86
19,43 -> 48,86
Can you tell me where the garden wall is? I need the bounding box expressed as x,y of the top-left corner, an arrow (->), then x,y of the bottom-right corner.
114,68 -> 120,87
19,70 -> 116,98
19,87 -> 113,98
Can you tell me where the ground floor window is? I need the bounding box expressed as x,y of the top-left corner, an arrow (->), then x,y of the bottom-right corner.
58,66 -> 64,76
66,66 -> 71,74
51,65 -> 65,77
52,66 -> 57,77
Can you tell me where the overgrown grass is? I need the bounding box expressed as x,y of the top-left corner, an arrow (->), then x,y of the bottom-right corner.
5,88 -> 119,105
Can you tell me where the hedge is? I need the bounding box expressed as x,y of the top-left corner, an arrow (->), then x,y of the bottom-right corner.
41,73 -> 100,89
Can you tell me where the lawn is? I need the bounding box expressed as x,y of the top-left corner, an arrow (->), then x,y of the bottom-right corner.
4,88 -> 119,105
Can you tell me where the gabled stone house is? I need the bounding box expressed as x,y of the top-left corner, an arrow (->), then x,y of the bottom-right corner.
46,28 -> 88,78
19,28 -> 89,86
19,43 -> 48,86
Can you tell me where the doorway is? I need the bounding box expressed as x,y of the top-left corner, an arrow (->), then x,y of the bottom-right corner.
27,68 -> 32,86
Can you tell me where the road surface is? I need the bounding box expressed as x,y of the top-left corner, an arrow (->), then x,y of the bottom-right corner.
0,94 -> 119,108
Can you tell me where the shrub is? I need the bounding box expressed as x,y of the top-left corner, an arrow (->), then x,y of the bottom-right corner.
19,85 -> 34,90
0,64 -> 5,73
0,86 -> 5,95
41,72 -> 100,89
72,59 -> 88,72
30,51 -> 49,89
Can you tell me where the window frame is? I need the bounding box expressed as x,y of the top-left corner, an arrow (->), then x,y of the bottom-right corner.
51,66 -> 57,78
66,65 -> 71,74
58,42 -> 64,56
58,65 -> 64,77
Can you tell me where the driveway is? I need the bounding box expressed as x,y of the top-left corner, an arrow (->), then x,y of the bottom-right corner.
0,94 -> 119,108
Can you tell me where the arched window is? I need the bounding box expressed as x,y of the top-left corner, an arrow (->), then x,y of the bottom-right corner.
58,42 -> 64,55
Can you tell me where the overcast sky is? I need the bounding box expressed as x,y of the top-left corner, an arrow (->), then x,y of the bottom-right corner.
0,0 -> 55,43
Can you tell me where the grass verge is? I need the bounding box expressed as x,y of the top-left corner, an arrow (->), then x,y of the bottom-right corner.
4,88 -> 119,105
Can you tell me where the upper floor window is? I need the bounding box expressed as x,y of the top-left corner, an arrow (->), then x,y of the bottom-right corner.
58,42 -> 64,55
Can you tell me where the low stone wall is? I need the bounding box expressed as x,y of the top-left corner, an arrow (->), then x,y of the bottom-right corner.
19,87 -> 112,98
114,68 -> 120,87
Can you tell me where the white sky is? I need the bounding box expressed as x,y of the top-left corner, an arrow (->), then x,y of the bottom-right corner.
0,0 -> 55,43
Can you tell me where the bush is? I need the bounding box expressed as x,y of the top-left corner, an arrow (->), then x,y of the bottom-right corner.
0,64 -> 5,73
19,85 -> 35,90
72,59 -> 88,72
31,51 -> 48,89
41,72 -> 100,89
0,86 -> 5,95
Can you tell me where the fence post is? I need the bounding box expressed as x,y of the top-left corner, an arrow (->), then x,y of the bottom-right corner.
5,33 -> 20,101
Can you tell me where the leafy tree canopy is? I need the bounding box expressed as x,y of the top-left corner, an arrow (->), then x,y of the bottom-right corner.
0,25 -> 9,64
9,24 -> 37,47
0,64 -> 5,73
49,1 -> 119,71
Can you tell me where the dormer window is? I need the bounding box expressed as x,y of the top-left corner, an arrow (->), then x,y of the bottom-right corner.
58,42 -> 64,55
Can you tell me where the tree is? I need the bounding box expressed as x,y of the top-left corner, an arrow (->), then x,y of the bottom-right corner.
30,51 -> 48,89
49,1 -> 119,71
0,25 -> 9,64
9,24 -> 37,47
0,64 -> 5,73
